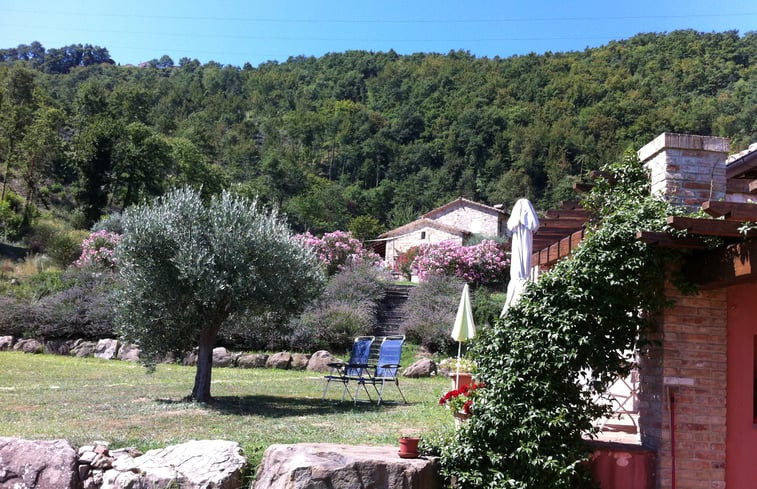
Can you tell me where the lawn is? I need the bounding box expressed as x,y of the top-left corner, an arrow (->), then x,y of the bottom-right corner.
0,351 -> 453,468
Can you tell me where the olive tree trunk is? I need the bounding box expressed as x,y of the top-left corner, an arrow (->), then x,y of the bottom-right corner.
191,325 -> 220,402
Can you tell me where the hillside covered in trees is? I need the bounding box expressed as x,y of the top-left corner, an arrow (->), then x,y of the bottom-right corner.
0,30 -> 754,240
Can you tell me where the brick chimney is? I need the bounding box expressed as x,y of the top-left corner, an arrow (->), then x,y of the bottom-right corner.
638,133 -> 730,212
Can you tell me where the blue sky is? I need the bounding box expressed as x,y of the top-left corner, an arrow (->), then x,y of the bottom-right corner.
0,0 -> 754,67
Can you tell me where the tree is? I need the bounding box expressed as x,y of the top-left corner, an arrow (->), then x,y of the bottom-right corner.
116,188 -> 325,402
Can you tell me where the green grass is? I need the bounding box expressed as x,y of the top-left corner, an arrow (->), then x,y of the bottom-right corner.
0,351 -> 453,467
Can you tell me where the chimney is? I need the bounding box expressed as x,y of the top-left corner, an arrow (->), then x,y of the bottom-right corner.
638,133 -> 730,212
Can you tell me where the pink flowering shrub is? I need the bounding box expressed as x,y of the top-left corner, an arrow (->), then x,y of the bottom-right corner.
410,239 -> 509,286
75,230 -> 121,270
295,230 -> 381,275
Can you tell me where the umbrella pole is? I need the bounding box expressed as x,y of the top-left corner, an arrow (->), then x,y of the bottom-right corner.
455,341 -> 462,390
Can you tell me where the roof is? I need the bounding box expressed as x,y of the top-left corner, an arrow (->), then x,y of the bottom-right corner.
421,197 -> 507,220
726,143 -> 757,179
379,218 -> 468,239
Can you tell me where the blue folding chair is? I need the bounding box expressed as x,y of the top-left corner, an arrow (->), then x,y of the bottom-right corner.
360,335 -> 408,405
322,336 -> 374,402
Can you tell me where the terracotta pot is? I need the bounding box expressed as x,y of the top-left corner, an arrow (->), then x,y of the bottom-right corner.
398,436 -> 420,458
449,372 -> 473,390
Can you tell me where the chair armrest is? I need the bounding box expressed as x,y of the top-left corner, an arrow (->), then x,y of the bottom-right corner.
326,362 -> 346,368
379,363 -> 401,369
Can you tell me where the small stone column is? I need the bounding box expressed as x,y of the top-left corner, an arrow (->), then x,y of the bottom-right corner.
638,133 -> 730,212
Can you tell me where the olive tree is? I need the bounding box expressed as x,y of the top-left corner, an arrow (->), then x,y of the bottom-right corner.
116,187 -> 325,402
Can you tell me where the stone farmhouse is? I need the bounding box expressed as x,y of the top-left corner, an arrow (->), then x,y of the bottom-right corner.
376,197 -> 508,269
529,133 -> 757,489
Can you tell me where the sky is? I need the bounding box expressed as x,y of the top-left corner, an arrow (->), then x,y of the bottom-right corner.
0,0 -> 754,67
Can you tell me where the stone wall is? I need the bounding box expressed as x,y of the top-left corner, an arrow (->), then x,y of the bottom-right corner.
429,202 -> 502,237
639,283 -> 727,489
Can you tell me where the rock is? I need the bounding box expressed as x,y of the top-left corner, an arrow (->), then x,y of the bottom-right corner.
71,340 -> 97,357
253,443 -> 440,489
266,351 -> 293,369
45,339 -> 74,355
0,335 -> 13,350
183,349 -> 198,366
95,338 -> 119,360
0,437 -> 78,489
117,343 -> 141,362
306,350 -> 338,372
403,359 -> 437,378
291,353 -> 310,370
102,439 -> 246,489
237,353 -> 268,368
13,338 -> 44,354
212,347 -> 233,367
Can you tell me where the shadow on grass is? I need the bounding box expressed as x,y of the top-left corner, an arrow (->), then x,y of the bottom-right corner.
156,395 -> 406,417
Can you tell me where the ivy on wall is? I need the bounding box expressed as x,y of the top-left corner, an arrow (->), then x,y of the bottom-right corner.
434,152 -> 685,488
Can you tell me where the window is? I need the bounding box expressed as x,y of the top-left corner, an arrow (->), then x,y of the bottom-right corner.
420,231 -> 426,240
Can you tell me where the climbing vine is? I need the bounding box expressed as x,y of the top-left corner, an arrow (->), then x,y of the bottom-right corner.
433,152 -> 684,488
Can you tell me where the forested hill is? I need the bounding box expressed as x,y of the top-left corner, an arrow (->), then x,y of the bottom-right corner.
0,30 -> 754,239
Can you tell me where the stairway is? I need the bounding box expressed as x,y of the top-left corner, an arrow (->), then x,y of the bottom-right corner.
374,284 -> 413,337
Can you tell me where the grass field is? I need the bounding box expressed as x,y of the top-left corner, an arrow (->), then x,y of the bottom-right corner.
0,351 -> 453,468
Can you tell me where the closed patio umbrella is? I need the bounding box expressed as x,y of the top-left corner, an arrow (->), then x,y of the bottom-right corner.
501,198 -> 540,317
451,283 -> 476,389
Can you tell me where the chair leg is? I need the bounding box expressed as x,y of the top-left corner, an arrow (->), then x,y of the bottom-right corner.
395,379 -> 408,404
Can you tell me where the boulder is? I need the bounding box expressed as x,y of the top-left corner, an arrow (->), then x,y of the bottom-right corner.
237,353 -> 268,368
95,339 -> 119,360
13,338 -> 44,354
183,349 -> 198,366
0,335 -> 13,350
45,339 -> 74,355
117,343 -> 141,362
291,353 -> 310,370
0,437 -> 78,489
306,350 -> 338,372
101,439 -> 246,489
71,340 -> 97,357
253,443 -> 440,489
403,359 -> 437,378
266,351 -> 293,369
212,347 -> 233,367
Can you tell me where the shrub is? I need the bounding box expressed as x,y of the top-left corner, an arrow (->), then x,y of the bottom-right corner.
399,274 -> 464,354
288,300 -> 374,352
47,229 -> 89,268
91,213 -> 123,234
295,230 -> 382,275
218,310 -> 290,351
0,191 -> 26,239
411,239 -> 509,286
393,246 -> 418,281
286,263 -> 390,352
75,230 -> 121,270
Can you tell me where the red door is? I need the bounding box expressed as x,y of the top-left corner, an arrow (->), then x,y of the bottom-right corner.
727,282 -> 757,488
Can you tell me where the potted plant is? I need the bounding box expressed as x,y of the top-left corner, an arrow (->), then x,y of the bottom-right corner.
439,381 -> 485,426
438,357 -> 476,389
398,435 -> 421,458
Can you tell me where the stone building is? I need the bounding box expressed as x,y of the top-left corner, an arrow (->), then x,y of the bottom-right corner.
377,197 -> 507,268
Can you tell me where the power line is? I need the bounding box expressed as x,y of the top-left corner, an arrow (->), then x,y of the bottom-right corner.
1,8 -> 754,24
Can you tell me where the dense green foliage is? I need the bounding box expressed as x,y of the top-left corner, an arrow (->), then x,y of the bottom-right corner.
433,153 -> 680,487
116,187 -> 325,401
0,30 -> 754,240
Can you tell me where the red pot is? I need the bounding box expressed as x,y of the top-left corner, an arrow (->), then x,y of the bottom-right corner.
398,436 -> 420,458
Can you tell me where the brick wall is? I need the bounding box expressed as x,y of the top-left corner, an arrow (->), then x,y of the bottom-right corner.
640,283 -> 727,489
638,133 -> 730,213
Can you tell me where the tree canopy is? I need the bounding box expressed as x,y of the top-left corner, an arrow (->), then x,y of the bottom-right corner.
0,31 -> 754,238
116,187 -> 325,402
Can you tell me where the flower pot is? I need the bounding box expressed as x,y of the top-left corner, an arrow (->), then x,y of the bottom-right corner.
449,372 -> 473,390
398,436 -> 420,458
453,410 -> 470,429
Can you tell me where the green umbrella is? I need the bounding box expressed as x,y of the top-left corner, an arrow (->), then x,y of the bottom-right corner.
451,283 -> 476,389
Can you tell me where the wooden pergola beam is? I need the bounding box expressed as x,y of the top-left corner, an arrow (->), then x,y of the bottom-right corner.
636,231 -> 709,249
726,179 -> 757,194
544,209 -> 591,219
534,229 -> 586,267
701,201 -> 757,221
666,216 -> 754,238
684,239 -> 757,289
